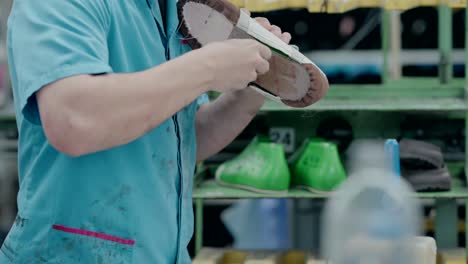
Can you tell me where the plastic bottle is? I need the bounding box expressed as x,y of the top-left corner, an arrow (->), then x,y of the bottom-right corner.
322,140 -> 422,264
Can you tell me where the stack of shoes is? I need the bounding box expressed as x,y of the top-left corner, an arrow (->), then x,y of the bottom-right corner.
400,139 -> 451,192
216,137 -> 347,194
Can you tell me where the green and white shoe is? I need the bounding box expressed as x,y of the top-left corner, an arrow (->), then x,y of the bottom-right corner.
216,136 -> 290,194
290,138 -> 347,193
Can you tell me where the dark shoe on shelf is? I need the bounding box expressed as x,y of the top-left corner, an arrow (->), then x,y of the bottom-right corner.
402,167 -> 451,192
400,139 -> 451,192
399,139 -> 444,170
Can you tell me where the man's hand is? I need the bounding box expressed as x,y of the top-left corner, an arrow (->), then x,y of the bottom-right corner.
218,15 -> 293,109
197,11 -> 292,97
195,13 -> 295,162
223,14 -> 294,107
199,39 -> 271,94
242,8 -> 291,44
224,15 -> 293,105
253,17 -> 292,44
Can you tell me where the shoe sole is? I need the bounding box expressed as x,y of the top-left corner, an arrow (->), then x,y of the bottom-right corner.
404,167 -> 451,192
294,185 -> 336,195
177,0 -> 329,108
215,177 -> 289,195
216,180 -> 337,196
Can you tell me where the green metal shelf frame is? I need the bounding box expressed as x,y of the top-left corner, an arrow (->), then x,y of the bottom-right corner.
193,4 -> 468,258
194,180 -> 468,200
262,79 -> 468,111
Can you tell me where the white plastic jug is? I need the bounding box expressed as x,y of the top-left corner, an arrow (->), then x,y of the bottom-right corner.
322,140 -> 423,264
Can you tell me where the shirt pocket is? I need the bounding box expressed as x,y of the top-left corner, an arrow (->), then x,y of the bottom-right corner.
45,224 -> 135,263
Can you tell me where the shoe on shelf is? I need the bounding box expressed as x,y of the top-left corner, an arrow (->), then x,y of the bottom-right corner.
402,167 -> 452,192
215,136 -> 290,194
399,139 -> 444,170
290,138 -> 347,194
400,139 -> 451,192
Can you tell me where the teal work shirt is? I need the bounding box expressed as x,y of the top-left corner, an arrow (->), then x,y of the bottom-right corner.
1,0 -> 208,263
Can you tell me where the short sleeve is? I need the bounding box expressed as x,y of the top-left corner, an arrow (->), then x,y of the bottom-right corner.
8,0 -> 112,124
196,93 -> 210,110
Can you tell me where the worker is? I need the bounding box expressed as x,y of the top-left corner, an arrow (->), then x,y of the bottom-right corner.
1,0 -> 325,263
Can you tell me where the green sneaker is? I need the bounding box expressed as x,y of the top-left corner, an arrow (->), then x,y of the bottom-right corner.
215,136 -> 290,194
290,138 -> 346,193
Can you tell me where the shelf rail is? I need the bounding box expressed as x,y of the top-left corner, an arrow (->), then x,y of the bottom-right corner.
230,0 -> 468,13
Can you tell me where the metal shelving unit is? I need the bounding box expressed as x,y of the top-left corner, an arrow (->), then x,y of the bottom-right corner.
192,1 -> 468,258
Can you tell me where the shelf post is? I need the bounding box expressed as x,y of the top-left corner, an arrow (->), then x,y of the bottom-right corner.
465,2 -> 468,258
438,4 -> 453,84
195,198 -> 204,256
466,199 -> 468,260
435,199 -> 458,249
381,9 -> 390,83
389,11 -> 402,80
466,0 -> 468,95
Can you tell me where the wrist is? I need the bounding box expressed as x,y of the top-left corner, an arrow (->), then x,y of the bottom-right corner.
192,48 -> 216,93
231,88 -> 265,113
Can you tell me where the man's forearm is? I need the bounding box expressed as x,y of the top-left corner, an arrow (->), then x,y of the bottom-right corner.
195,89 -> 264,162
39,50 -> 212,156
